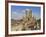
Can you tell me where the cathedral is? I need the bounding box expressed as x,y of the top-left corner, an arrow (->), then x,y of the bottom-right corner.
22,9 -> 36,30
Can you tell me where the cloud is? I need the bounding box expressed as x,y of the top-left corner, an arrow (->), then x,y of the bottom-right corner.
11,12 -> 25,20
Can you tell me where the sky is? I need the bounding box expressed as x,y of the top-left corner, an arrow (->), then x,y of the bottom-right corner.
11,5 -> 41,20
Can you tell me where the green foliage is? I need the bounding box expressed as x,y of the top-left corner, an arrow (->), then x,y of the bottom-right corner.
37,19 -> 41,24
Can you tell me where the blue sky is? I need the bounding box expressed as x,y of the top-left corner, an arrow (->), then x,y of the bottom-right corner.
11,6 -> 41,20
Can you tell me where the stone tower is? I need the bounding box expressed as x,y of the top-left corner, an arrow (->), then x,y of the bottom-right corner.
25,9 -> 32,18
